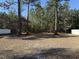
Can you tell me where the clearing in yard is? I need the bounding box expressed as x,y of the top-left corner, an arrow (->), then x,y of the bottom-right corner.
0,33 -> 79,59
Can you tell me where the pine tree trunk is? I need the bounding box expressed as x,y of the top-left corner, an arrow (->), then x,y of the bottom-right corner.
54,1 -> 58,35
18,0 -> 22,35
26,1 -> 30,35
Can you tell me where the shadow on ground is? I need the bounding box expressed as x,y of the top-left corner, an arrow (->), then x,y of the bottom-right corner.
3,33 -> 79,40
0,48 -> 79,59
0,36 -> 4,38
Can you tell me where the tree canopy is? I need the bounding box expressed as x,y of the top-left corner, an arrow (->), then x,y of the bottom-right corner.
0,0 -> 79,34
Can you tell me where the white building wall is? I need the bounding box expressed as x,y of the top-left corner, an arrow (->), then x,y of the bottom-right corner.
71,29 -> 79,35
0,29 -> 11,34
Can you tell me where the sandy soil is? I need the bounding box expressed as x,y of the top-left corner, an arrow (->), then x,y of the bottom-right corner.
0,33 -> 79,53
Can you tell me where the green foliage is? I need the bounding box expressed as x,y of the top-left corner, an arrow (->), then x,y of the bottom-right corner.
70,9 -> 79,29
0,12 -> 18,29
0,0 -> 79,33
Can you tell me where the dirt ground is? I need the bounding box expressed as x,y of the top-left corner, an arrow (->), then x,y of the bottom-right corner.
1,33 -> 79,59
0,33 -> 79,53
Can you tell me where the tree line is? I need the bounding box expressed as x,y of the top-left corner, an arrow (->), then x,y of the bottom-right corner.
0,0 -> 79,35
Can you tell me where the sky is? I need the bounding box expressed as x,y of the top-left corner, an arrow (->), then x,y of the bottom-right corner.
0,0 -> 79,17
22,0 -> 79,17
69,0 -> 79,10
40,0 -> 79,9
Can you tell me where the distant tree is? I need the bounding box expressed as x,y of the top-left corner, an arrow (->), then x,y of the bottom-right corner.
58,0 -> 70,33
46,0 -> 62,34
23,0 -> 39,34
70,9 -> 79,29
0,12 -> 18,29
